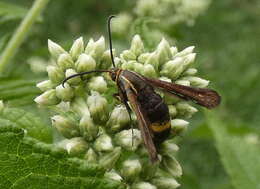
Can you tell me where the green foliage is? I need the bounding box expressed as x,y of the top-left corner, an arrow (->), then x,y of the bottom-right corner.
206,111 -> 260,189
178,0 -> 260,127
0,77 -> 40,106
0,107 -> 52,143
0,0 -> 259,188
0,124 -> 124,189
0,2 -> 29,24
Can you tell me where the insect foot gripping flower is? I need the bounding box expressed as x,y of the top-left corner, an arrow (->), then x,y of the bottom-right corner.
35,35 -> 217,189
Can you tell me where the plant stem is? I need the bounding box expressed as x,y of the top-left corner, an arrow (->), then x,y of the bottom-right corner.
0,0 -> 50,74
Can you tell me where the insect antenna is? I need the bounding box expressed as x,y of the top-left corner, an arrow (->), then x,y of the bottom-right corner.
107,15 -> 116,68
107,15 -> 135,144
62,70 -> 111,87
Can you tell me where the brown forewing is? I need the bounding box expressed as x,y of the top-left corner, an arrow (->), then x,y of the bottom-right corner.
122,81 -> 159,163
144,77 -> 221,109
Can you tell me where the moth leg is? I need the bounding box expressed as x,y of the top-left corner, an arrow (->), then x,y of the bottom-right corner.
117,88 -> 135,147
112,93 -> 121,102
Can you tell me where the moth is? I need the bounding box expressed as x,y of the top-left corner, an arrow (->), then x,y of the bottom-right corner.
63,15 -> 221,162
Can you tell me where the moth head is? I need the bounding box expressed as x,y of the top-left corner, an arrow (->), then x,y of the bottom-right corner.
109,68 -> 120,81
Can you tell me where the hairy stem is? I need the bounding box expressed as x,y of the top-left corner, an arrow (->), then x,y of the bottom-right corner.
0,0 -> 50,74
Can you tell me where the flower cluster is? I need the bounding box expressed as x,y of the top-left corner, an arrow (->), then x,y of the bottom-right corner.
135,0 -> 211,26
112,0 -> 211,41
35,35 -> 209,189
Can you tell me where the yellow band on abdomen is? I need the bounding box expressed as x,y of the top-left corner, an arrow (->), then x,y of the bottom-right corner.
150,121 -> 171,132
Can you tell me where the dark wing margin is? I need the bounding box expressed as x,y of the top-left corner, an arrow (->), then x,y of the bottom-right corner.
145,77 -> 221,109
122,81 -> 159,163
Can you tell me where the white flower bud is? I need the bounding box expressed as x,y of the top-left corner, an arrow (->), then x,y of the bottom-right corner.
69,37 -> 84,61
113,57 -> 121,68
70,97 -> 90,117
65,137 -> 88,156
100,49 -> 114,69
111,13 -> 132,35
120,159 -> 142,181
91,36 -> 106,59
132,182 -> 157,189
65,69 -> 81,85
183,68 -> 197,75
135,0 -> 159,16
184,53 -> 196,65
145,52 -> 160,71
87,91 -> 108,123
140,158 -> 159,180
162,53 -> 196,80
133,62 -> 144,73
46,65 -> 64,84
176,102 -> 198,118
79,114 -> 98,141
156,38 -> 172,65
115,129 -> 142,151
130,35 -> 144,56
51,115 -> 80,138
104,170 -> 123,182
88,76 -> 108,93
55,83 -> 74,101
99,147 -> 121,169
48,39 -> 66,60
142,64 -> 157,78
161,155 -> 182,177
161,140 -> 179,154
85,38 -> 95,54
121,50 -> 136,61
168,105 -> 177,118
94,133 -> 113,152
159,76 -> 171,82
174,46 -> 195,57
36,80 -> 53,91
0,100 -> 4,113
57,53 -> 74,71
152,177 -> 180,189
75,53 -> 96,73
84,148 -> 97,163
182,76 -> 209,88
34,89 -> 60,106
85,37 -> 105,60
171,119 -> 189,136
170,46 -> 178,56
121,61 -> 135,71
107,105 -> 130,132
160,57 -> 185,80
175,80 -> 190,86
137,52 -> 150,63
56,101 -> 70,112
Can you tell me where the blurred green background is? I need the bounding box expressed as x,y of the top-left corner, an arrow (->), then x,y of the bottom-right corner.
0,0 -> 259,188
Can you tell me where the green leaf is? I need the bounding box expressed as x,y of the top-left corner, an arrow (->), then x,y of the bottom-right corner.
0,125 -> 125,189
206,111 -> 260,189
0,2 -> 42,24
0,35 -> 9,53
0,107 -> 52,143
0,2 -> 28,24
0,77 -> 40,106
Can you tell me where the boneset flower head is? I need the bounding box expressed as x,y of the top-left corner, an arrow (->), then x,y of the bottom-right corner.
112,0 -> 211,44
35,35 -> 211,189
